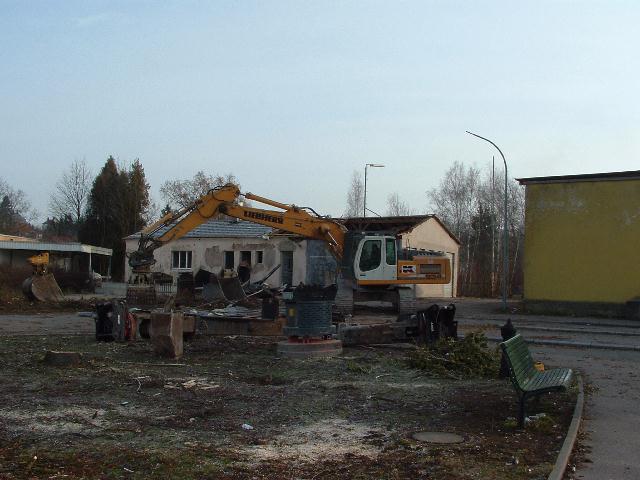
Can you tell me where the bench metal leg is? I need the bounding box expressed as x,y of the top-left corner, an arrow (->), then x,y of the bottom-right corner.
518,394 -> 527,429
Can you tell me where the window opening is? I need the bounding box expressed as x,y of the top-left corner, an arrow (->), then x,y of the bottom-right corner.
224,251 -> 235,270
359,240 -> 382,272
240,250 -> 252,265
386,239 -> 397,265
171,251 -> 192,269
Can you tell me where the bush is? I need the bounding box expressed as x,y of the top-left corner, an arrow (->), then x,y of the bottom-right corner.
407,332 -> 499,379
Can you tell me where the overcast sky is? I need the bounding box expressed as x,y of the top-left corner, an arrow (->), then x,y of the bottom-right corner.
2,1 -> 639,222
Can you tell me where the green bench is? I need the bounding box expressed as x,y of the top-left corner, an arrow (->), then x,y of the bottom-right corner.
500,334 -> 573,428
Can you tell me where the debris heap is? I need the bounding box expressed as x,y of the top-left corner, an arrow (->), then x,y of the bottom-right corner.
408,332 -> 499,379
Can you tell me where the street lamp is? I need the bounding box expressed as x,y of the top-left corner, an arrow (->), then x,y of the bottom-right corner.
466,131 -> 509,312
363,163 -> 385,217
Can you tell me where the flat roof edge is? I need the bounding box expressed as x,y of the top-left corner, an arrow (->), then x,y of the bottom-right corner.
517,170 -> 640,185
0,241 -> 112,255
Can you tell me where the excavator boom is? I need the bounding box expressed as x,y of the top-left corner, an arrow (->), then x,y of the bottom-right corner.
130,184 -> 346,271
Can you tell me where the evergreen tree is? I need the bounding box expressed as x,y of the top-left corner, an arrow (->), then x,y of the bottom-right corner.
126,159 -> 150,234
79,156 -> 150,280
0,196 -> 16,233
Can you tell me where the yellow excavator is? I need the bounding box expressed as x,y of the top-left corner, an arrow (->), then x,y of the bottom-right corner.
129,183 -> 451,313
22,252 -> 65,302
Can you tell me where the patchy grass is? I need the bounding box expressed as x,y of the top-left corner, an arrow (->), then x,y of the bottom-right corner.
0,334 -> 576,479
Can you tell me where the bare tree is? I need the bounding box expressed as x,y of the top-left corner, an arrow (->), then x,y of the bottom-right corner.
49,159 -> 92,222
144,197 -> 161,226
160,171 -> 238,210
0,177 -> 36,224
427,161 -> 526,297
427,161 -> 481,293
344,170 -> 364,217
427,161 -> 480,237
386,192 -> 414,216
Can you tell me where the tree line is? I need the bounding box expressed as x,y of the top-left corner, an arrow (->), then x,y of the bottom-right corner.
2,158 -> 524,294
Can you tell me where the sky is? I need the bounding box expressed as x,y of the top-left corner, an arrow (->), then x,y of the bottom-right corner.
1,1 -> 639,223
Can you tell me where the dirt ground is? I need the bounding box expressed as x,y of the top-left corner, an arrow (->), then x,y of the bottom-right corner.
0,334 -> 576,480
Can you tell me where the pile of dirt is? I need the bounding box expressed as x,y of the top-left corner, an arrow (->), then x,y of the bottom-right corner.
407,332 -> 500,379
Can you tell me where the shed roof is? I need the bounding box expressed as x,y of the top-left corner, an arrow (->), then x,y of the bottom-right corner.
336,215 -> 461,245
517,170 -> 640,185
0,234 -> 33,242
126,219 -> 273,240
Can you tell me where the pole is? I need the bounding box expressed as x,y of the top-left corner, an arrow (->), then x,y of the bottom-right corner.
363,164 -> 368,217
363,163 -> 384,218
492,156 -> 496,289
466,131 -> 509,311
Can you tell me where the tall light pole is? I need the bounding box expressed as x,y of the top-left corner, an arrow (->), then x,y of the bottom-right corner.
466,131 -> 509,311
363,163 -> 385,217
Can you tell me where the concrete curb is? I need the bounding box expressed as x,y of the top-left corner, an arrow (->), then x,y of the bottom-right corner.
462,321 -> 640,337
484,335 -> 640,352
547,375 -> 584,480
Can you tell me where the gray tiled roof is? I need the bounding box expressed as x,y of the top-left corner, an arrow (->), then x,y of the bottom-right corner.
126,219 -> 273,239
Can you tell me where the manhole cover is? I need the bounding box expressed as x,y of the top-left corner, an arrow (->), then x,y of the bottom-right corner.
412,431 -> 464,444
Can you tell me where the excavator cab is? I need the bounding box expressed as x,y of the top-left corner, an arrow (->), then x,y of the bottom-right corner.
353,235 -> 398,283
341,232 -> 451,286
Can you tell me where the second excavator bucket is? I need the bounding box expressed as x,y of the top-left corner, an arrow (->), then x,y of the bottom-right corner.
218,276 -> 248,304
201,274 -> 248,305
22,273 -> 65,302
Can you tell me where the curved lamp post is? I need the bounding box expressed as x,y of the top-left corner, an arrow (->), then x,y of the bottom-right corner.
466,131 -> 509,312
363,163 -> 385,217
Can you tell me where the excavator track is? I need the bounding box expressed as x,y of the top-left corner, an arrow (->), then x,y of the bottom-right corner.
334,277 -> 354,317
397,286 -> 417,315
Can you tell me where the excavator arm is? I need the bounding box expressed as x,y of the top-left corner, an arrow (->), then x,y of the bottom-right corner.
129,183 -> 346,272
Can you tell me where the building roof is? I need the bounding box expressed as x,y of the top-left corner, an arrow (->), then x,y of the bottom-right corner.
0,240 -> 112,256
336,215 -> 461,245
125,219 -> 273,240
517,170 -> 640,185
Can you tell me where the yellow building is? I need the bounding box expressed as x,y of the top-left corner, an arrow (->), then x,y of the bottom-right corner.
518,170 -> 640,317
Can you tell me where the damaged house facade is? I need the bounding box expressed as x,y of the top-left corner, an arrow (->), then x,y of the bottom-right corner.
124,215 -> 460,298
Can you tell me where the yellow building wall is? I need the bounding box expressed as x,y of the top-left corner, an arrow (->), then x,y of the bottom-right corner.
524,179 -> 640,303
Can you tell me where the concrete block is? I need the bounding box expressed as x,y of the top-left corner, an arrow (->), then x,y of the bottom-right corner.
183,315 -> 196,335
339,323 -> 395,346
150,311 -> 184,358
43,351 -> 82,367
248,316 -> 286,336
277,339 -> 342,358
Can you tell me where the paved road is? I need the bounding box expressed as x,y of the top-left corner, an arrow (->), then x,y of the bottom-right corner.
0,313 -> 93,335
532,346 -> 640,480
0,300 -> 638,479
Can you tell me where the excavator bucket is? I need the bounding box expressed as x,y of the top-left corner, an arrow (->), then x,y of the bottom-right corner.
22,273 -> 65,302
218,276 -> 247,303
202,278 -> 226,303
201,274 -> 247,304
